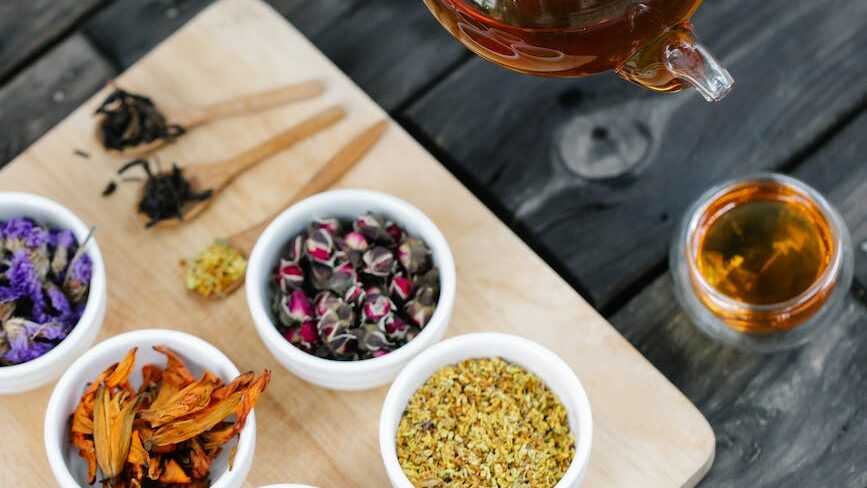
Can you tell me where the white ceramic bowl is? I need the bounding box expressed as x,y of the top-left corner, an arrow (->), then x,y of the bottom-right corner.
246,190 -> 456,391
0,192 -> 106,394
44,329 -> 256,488
258,485 -> 318,488
380,333 -> 593,488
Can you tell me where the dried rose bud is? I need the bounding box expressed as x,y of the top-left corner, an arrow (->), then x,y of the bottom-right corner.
363,292 -> 393,322
327,260 -> 357,295
382,314 -> 410,341
281,235 -> 305,264
281,326 -> 302,346
324,328 -> 355,356
305,229 -> 334,263
354,213 -> 392,243
344,277 -> 366,305
356,323 -> 392,353
343,231 -> 369,252
405,287 -> 437,327
414,268 -> 441,296
275,260 -> 304,292
363,247 -> 394,277
389,274 -> 413,302
397,236 -> 431,275
298,321 -> 318,348
385,222 -> 404,243
282,289 -> 313,323
315,291 -> 340,317
309,262 -> 333,291
314,217 -> 341,235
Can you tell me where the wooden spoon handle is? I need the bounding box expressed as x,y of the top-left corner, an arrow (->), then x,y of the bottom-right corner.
173,80 -> 324,128
213,105 -> 346,191
229,119 -> 389,255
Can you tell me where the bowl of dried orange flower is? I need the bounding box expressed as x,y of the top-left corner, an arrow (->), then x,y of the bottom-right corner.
44,329 -> 270,488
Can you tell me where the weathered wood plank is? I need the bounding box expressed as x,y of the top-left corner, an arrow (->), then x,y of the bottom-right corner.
0,34 -> 115,164
609,112 -> 867,487
82,0 -> 467,112
0,0 -> 106,82
404,0 -> 867,309
82,0 -> 215,68
308,0 -> 469,111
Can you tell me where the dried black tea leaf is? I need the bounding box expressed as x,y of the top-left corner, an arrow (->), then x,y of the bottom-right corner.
95,86 -> 185,151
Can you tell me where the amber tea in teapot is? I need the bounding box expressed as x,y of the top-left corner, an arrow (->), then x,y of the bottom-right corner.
423,0 -> 733,101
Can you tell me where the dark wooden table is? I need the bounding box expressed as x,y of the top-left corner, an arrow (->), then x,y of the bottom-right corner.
1,1 -> 865,486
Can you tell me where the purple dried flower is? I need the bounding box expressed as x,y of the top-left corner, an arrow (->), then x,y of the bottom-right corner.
64,253 -> 91,304
397,236 -> 431,274
49,229 -> 75,277
0,287 -> 24,304
305,229 -> 334,263
1,317 -> 65,365
8,250 -> 46,319
363,247 -> 394,277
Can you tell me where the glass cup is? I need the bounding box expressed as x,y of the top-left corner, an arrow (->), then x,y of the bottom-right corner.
671,174 -> 853,352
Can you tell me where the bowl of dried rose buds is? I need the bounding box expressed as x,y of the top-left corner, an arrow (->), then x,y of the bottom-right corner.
0,192 -> 106,394
45,328 -> 270,488
245,189 -> 455,391
380,333 -> 593,488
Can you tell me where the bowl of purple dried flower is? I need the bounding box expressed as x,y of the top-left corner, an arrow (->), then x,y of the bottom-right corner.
0,192 -> 106,394
245,189 -> 455,391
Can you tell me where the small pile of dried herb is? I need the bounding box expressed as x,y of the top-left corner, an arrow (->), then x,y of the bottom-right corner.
95,86 -> 185,151
69,346 -> 270,488
396,358 -> 575,487
271,213 -> 440,361
103,159 -> 212,228
0,217 -> 92,366
184,241 -> 248,299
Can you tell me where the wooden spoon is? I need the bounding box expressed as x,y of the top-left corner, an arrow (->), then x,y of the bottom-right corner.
226,119 -> 389,257
139,105 -> 346,228
99,80 -> 325,158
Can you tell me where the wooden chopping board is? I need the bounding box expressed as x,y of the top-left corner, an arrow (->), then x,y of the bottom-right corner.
0,0 -> 715,486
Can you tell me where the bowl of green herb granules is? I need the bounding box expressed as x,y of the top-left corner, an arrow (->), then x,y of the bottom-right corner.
380,332 -> 592,488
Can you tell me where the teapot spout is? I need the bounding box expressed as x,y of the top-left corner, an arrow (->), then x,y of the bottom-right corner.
617,24 -> 734,102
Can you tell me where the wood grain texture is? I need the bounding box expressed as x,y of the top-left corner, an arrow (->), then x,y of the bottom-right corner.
0,0 -> 106,82
403,0 -> 867,310
609,112 -> 867,488
0,34 -> 115,164
0,1 -> 713,487
82,0 -> 468,112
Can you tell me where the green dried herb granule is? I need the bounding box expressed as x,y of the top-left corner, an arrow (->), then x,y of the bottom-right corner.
396,357 -> 575,487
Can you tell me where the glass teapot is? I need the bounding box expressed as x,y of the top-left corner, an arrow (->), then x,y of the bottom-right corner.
422,0 -> 734,101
